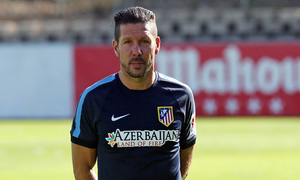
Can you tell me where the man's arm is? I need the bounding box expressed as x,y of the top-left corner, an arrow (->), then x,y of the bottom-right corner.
180,145 -> 195,180
71,143 -> 98,180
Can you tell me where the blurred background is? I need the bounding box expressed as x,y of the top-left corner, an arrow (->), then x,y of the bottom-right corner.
0,0 -> 300,43
1,0 -> 300,180
1,0 -> 300,118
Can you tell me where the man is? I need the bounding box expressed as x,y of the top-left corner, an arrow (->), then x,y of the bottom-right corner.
70,6 -> 196,180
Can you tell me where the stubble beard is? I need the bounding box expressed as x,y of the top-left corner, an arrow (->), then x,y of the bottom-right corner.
121,57 -> 153,78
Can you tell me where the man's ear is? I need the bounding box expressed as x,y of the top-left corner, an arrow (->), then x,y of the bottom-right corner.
112,39 -> 119,57
155,36 -> 161,54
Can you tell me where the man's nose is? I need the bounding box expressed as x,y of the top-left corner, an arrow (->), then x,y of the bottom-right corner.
132,44 -> 142,56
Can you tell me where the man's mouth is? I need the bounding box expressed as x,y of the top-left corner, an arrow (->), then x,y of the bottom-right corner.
130,62 -> 145,69
129,57 -> 146,67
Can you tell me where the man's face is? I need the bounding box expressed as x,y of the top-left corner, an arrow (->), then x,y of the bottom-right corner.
113,22 -> 160,78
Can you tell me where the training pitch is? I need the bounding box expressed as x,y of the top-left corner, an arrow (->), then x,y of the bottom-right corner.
0,117 -> 300,180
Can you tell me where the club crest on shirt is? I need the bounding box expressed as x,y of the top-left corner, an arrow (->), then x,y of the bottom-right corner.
157,106 -> 174,127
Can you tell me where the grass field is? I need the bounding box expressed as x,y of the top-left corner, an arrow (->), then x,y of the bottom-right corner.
0,117 -> 300,180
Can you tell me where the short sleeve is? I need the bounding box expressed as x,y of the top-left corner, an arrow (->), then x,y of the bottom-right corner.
70,92 -> 98,148
180,88 -> 197,149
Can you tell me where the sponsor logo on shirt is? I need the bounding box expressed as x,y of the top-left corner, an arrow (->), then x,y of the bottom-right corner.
105,129 -> 179,148
190,113 -> 197,135
157,106 -> 174,127
111,113 -> 130,121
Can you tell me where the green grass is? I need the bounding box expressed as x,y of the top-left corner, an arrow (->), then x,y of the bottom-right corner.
0,117 -> 300,180
0,120 -> 73,180
189,117 -> 300,180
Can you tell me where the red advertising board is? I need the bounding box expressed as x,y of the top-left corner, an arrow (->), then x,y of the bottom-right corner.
74,45 -> 119,104
75,42 -> 300,116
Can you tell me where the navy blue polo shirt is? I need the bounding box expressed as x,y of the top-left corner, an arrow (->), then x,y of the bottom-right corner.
70,72 -> 197,180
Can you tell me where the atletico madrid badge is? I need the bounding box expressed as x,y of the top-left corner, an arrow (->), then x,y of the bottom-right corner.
157,106 -> 174,127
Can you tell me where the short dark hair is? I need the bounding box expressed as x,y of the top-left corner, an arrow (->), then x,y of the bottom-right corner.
114,6 -> 157,43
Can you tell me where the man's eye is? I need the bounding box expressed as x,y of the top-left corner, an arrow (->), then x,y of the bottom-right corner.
124,41 -> 131,44
141,40 -> 150,43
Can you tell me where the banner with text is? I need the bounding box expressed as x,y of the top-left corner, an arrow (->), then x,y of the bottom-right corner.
75,42 -> 300,116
